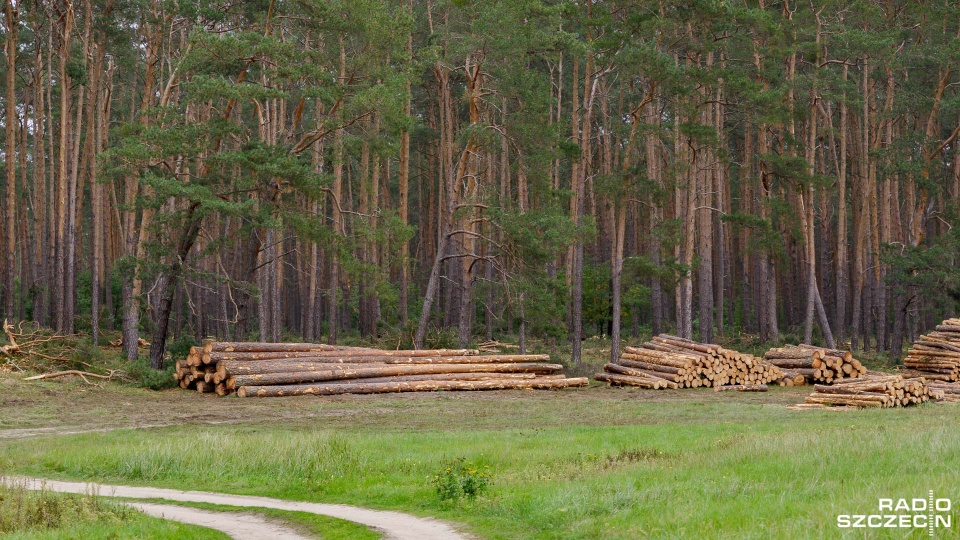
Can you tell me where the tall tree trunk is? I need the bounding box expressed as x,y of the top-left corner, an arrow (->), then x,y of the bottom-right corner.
3,0 -> 18,320
572,8 -> 598,363
86,5 -> 107,345
646,98 -> 663,336
835,64 -> 849,344
327,38 -> 346,344
714,80 -> 726,337
398,0 -> 413,328
53,4 -> 75,333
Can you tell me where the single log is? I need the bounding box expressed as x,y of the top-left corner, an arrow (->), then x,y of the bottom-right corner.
812,385 -> 891,399
916,340 -> 960,353
832,374 -> 900,385
615,359 -> 684,375
936,324 -> 960,333
764,358 -> 816,369
318,372 -> 553,384
204,342 -> 372,354
218,361 -> 380,379
764,349 -> 814,360
595,372 -> 667,389
651,335 -> 718,355
900,370 -> 955,381
793,344 -> 852,362
207,341 -> 483,357
237,376 -> 589,397
804,395 -> 884,407
714,384 -> 768,392
616,368 -> 682,383
212,353 -> 549,365
231,362 -> 563,386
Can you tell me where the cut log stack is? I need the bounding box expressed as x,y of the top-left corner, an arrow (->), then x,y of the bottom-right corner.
594,334 -> 784,390
901,319 -> 960,382
763,344 -> 866,384
803,373 -> 933,408
926,381 -> 960,403
174,341 -> 587,397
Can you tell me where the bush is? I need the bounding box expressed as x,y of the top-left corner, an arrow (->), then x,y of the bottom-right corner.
126,360 -> 177,390
432,458 -> 491,502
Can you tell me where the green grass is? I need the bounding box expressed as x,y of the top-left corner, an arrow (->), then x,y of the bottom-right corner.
2,389 -> 959,539
0,482 -> 227,539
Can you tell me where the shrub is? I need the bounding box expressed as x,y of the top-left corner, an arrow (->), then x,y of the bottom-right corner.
432,458 -> 491,502
126,360 -> 177,390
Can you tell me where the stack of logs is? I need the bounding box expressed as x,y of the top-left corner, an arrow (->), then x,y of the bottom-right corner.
902,319 -> 960,383
594,335 -> 785,390
763,344 -> 866,384
802,372 -> 935,408
174,342 -> 587,397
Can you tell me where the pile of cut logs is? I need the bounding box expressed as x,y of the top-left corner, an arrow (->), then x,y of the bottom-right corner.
926,381 -> 960,402
594,334 -> 784,390
763,344 -> 866,384
174,341 -> 587,397
902,319 -> 960,382
802,372 -> 934,408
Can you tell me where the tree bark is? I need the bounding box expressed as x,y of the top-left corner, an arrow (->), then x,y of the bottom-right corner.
3,0 -> 18,321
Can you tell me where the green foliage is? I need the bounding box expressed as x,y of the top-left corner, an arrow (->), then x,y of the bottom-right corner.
882,225 -> 960,315
127,359 -> 177,391
167,334 -> 199,363
432,458 -> 492,502
581,264 -> 611,335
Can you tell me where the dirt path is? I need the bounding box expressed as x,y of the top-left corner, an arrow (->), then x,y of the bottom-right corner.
0,420 -> 254,440
128,501 -> 313,540
8,476 -> 468,540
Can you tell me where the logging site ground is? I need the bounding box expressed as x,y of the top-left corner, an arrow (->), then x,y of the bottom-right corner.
1,339 -> 959,539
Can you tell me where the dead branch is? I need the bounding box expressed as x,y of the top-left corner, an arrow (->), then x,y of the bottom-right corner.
1,319 -> 19,356
24,369 -> 116,386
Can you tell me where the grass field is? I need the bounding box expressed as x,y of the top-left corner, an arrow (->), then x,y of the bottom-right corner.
1,335 -> 958,538
2,378 -> 959,539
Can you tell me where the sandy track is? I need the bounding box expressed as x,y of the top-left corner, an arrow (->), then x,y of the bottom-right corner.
7,476 -> 468,540
128,501 -> 313,539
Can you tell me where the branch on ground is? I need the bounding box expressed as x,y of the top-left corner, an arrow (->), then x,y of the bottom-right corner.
24,370 -> 119,386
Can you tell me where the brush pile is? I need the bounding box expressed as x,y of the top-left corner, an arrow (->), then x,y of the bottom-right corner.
763,344 -> 866,384
901,319 -> 960,382
174,341 -> 587,397
802,372 -> 934,408
594,334 -> 784,389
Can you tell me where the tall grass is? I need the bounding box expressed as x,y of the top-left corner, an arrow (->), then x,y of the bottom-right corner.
0,480 -> 230,539
0,480 -> 130,533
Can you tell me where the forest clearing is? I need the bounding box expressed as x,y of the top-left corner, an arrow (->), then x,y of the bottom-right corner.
4,0 -> 960,537
2,329 -> 960,539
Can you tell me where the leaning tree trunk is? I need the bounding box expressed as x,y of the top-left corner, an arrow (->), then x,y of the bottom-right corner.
414,231 -> 448,349
149,204 -> 202,369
